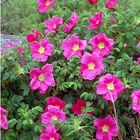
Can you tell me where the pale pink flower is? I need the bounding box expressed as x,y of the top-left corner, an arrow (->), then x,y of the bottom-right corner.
105,0 -> 118,10
96,74 -> 124,102
88,12 -> 103,30
80,52 -> 104,80
41,105 -> 66,125
44,16 -> 63,35
44,97 -> 66,112
40,125 -> 60,140
38,0 -> 55,13
90,33 -> 114,57
94,115 -> 119,140
30,38 -> 54,62
29,64 -> 55,94
131,90 -> 140,116
0,107 -> 8,130
137,42 -> 140,47
62,12 -> 79,33
61,34 -> 87,60
88,0 -> 98,4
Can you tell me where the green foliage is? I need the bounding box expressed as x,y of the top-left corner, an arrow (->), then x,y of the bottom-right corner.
1,0 -> 140,139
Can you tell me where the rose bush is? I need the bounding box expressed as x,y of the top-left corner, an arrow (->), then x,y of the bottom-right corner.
1,0 -> 140,140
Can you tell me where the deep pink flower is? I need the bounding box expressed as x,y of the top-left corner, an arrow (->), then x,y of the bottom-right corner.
29,64 -> 55,94
0,107 -> 8,130
137,57 -> 140,65
26,29 -> 42,43
40,125 -> 60,140
105,0 -> 118,10
38,0 -> 55,13
62,12 -> 79,33
44,16 -> 63,35
80,52 -> 104,80
88,0 -> 98,4
41,105 -> 66,125
96,74 -> 124,102
90,33 -> 114,57
61,34 -> 87,60
72,99 -> 93,115
131,90 -> 140,116
45,97 -> 66,112
88,12 -> 103,30
94,115 -> 119,140
30,38 -> 54,62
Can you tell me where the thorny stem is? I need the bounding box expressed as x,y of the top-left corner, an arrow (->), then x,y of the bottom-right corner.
108,91 -> 122,140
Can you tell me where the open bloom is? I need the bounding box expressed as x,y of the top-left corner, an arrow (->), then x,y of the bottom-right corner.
26,29 -> 42,43
88,12 -> 102,30
80,52 -> 104,80
61,34 -> 87,60
44,16 -> 63,35
41,105 -> 66,125
0,107 -> 8,130
30,64 -> 55,94
131,90 -> 140,116
88,0 -> 98,4
62,12 -> 79,33
45,97 -> 66,112
38,0 -> 55,13
90,33 -> 114,57
40,125 -> 60,140
105,0 -> 118,10
96,74 -> 124,102
94,115 -> 119,140
72,99 -> 93,115
30,38 -> 54,62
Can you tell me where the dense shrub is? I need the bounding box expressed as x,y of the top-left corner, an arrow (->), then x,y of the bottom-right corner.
1,0 -> 140,140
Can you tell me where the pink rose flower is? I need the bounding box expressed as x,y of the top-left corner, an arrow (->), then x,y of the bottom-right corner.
41,105 -> 66,125
105,0 -> 118,11
80,52 -> 104,80
72,99 -> 93,115
62,12 -> 79,33
88,12 -> 103,30
40,125 -> 60,140
38,0 -> 55,13
44,97 -> 66,112
44,16 -> 63,35
0,107 -> 8,130
94,115 -> 119,140
96,74 -> 124,102
26,29 -> 42,43
61,34 -> 87,60
90,33 -> 114,57
137,57 -> 140,65
30,38 -> 54,62
88,0 -> 98,4
29,64 -> 55,94
137,42 -> 140,47
131,90 -> 140,116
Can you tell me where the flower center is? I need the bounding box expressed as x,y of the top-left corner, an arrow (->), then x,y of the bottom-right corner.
88,63 -> 95,70
96,20 -> 99,24
98,42 -> 105,49
107,83 -> 114,91
46,1 -> 51,6
102,125 -> 109,133
73,44 -> 79,52
51,116 -> 58,121
50,138 -> 55,140
38,74 -> 45,82
38,47 -> 45,54
53,24 -> 57,29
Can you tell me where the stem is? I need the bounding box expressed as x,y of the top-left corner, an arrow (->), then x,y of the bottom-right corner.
108,91 -> 122,140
